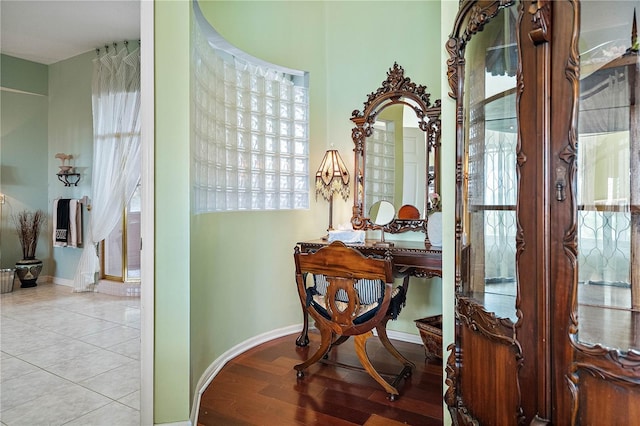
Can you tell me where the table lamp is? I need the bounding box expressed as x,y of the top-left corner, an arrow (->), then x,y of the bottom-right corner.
315,149 -> 350,231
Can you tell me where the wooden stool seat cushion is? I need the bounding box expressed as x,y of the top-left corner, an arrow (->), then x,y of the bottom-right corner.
307,275 -> 406,324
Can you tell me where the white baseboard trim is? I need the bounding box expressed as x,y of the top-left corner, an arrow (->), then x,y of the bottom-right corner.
97,279 -> 141,297
51,276 -> 73,287
155,421 -> 191,426
384,329 -> 423,345
42,276 -> 73,287
50,277 -> 141,298
190,324 -> 303,425
189,324 -> 422,424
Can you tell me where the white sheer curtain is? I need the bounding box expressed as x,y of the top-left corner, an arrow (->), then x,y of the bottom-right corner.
73,45 -> 141,292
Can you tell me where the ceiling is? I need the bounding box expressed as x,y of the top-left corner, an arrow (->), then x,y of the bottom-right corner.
1,1 -> 140,65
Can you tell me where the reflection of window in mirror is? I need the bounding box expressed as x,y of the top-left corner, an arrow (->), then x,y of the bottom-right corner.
366,105 -> 428,218
576,0 -> 639,351
367,113 -> 396,212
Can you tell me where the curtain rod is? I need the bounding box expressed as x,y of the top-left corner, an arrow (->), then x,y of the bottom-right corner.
95,40 -> 140,57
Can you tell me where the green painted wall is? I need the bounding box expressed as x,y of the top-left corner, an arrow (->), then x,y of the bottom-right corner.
190,3 -> 328,406
1,50 -> 110,282
188,1 -> 443,420
47,51 -> 94,280
0,54 -> 48,96
154,0 -> 192,422
1,55 -> 50,273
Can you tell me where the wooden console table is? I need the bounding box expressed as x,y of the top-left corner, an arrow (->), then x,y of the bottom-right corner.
294,239 -> 442,346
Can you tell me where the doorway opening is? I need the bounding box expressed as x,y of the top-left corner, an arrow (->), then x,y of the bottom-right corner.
100,184 -> 142,297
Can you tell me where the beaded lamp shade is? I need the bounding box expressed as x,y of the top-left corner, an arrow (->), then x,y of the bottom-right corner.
315,149 -> 350,202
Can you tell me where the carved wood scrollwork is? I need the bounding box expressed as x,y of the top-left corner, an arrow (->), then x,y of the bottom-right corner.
569,336 -> 640,379
411,269 -> 441,279
351,63 -> 433,121
514,0 -> 527,314
447,0 -> 516,100
560,0 -> 581,339
457,297 -> 519,344
351,125 -> 366,154
464,1 -> 515,43
427,116 -> 441,151
385,219 -> 427,234
446,38 -> 462,100
529,0 -> 551,45
570,360 -> 640,387
444,343 -> 460,414
568,348 -> 640,424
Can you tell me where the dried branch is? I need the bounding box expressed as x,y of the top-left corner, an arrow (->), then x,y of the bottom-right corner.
13,210 -> 46,259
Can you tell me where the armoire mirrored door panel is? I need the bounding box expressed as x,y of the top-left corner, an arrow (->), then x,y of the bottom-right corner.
576,0 -> 640,352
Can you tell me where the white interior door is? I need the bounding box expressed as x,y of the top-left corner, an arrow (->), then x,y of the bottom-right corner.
403,126 -> 427,210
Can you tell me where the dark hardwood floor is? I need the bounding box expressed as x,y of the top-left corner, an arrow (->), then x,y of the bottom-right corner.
197,331 -> 444,425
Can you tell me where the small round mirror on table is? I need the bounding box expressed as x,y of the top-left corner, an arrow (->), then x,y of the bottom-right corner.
370,200 -> 395,247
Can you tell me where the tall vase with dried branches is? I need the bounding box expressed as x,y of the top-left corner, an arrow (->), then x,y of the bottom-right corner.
13,209 -> 45,288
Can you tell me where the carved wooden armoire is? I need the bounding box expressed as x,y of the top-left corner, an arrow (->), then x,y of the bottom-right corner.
446,1 -> 640,424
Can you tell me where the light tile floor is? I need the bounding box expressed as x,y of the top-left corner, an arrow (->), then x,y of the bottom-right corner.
1,282 -> 140,426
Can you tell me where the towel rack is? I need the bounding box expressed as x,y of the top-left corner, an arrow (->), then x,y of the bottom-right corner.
80,196 -> 92,211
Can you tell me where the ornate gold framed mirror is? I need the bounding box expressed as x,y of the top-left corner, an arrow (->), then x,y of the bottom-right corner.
350,63 -> 441,242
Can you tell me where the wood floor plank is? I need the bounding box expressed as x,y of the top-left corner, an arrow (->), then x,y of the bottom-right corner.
363,413 -> 409,426
202,382 -> 358,426
197,332 -> 444,425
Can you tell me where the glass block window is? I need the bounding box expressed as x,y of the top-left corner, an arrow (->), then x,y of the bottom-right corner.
191,14 -> 309,213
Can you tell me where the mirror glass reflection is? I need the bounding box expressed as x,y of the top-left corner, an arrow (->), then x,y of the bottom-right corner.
364,104 -> 431,219
576,0 -> 640,351
370,199 -> 396,226
462,5 -> 518,321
